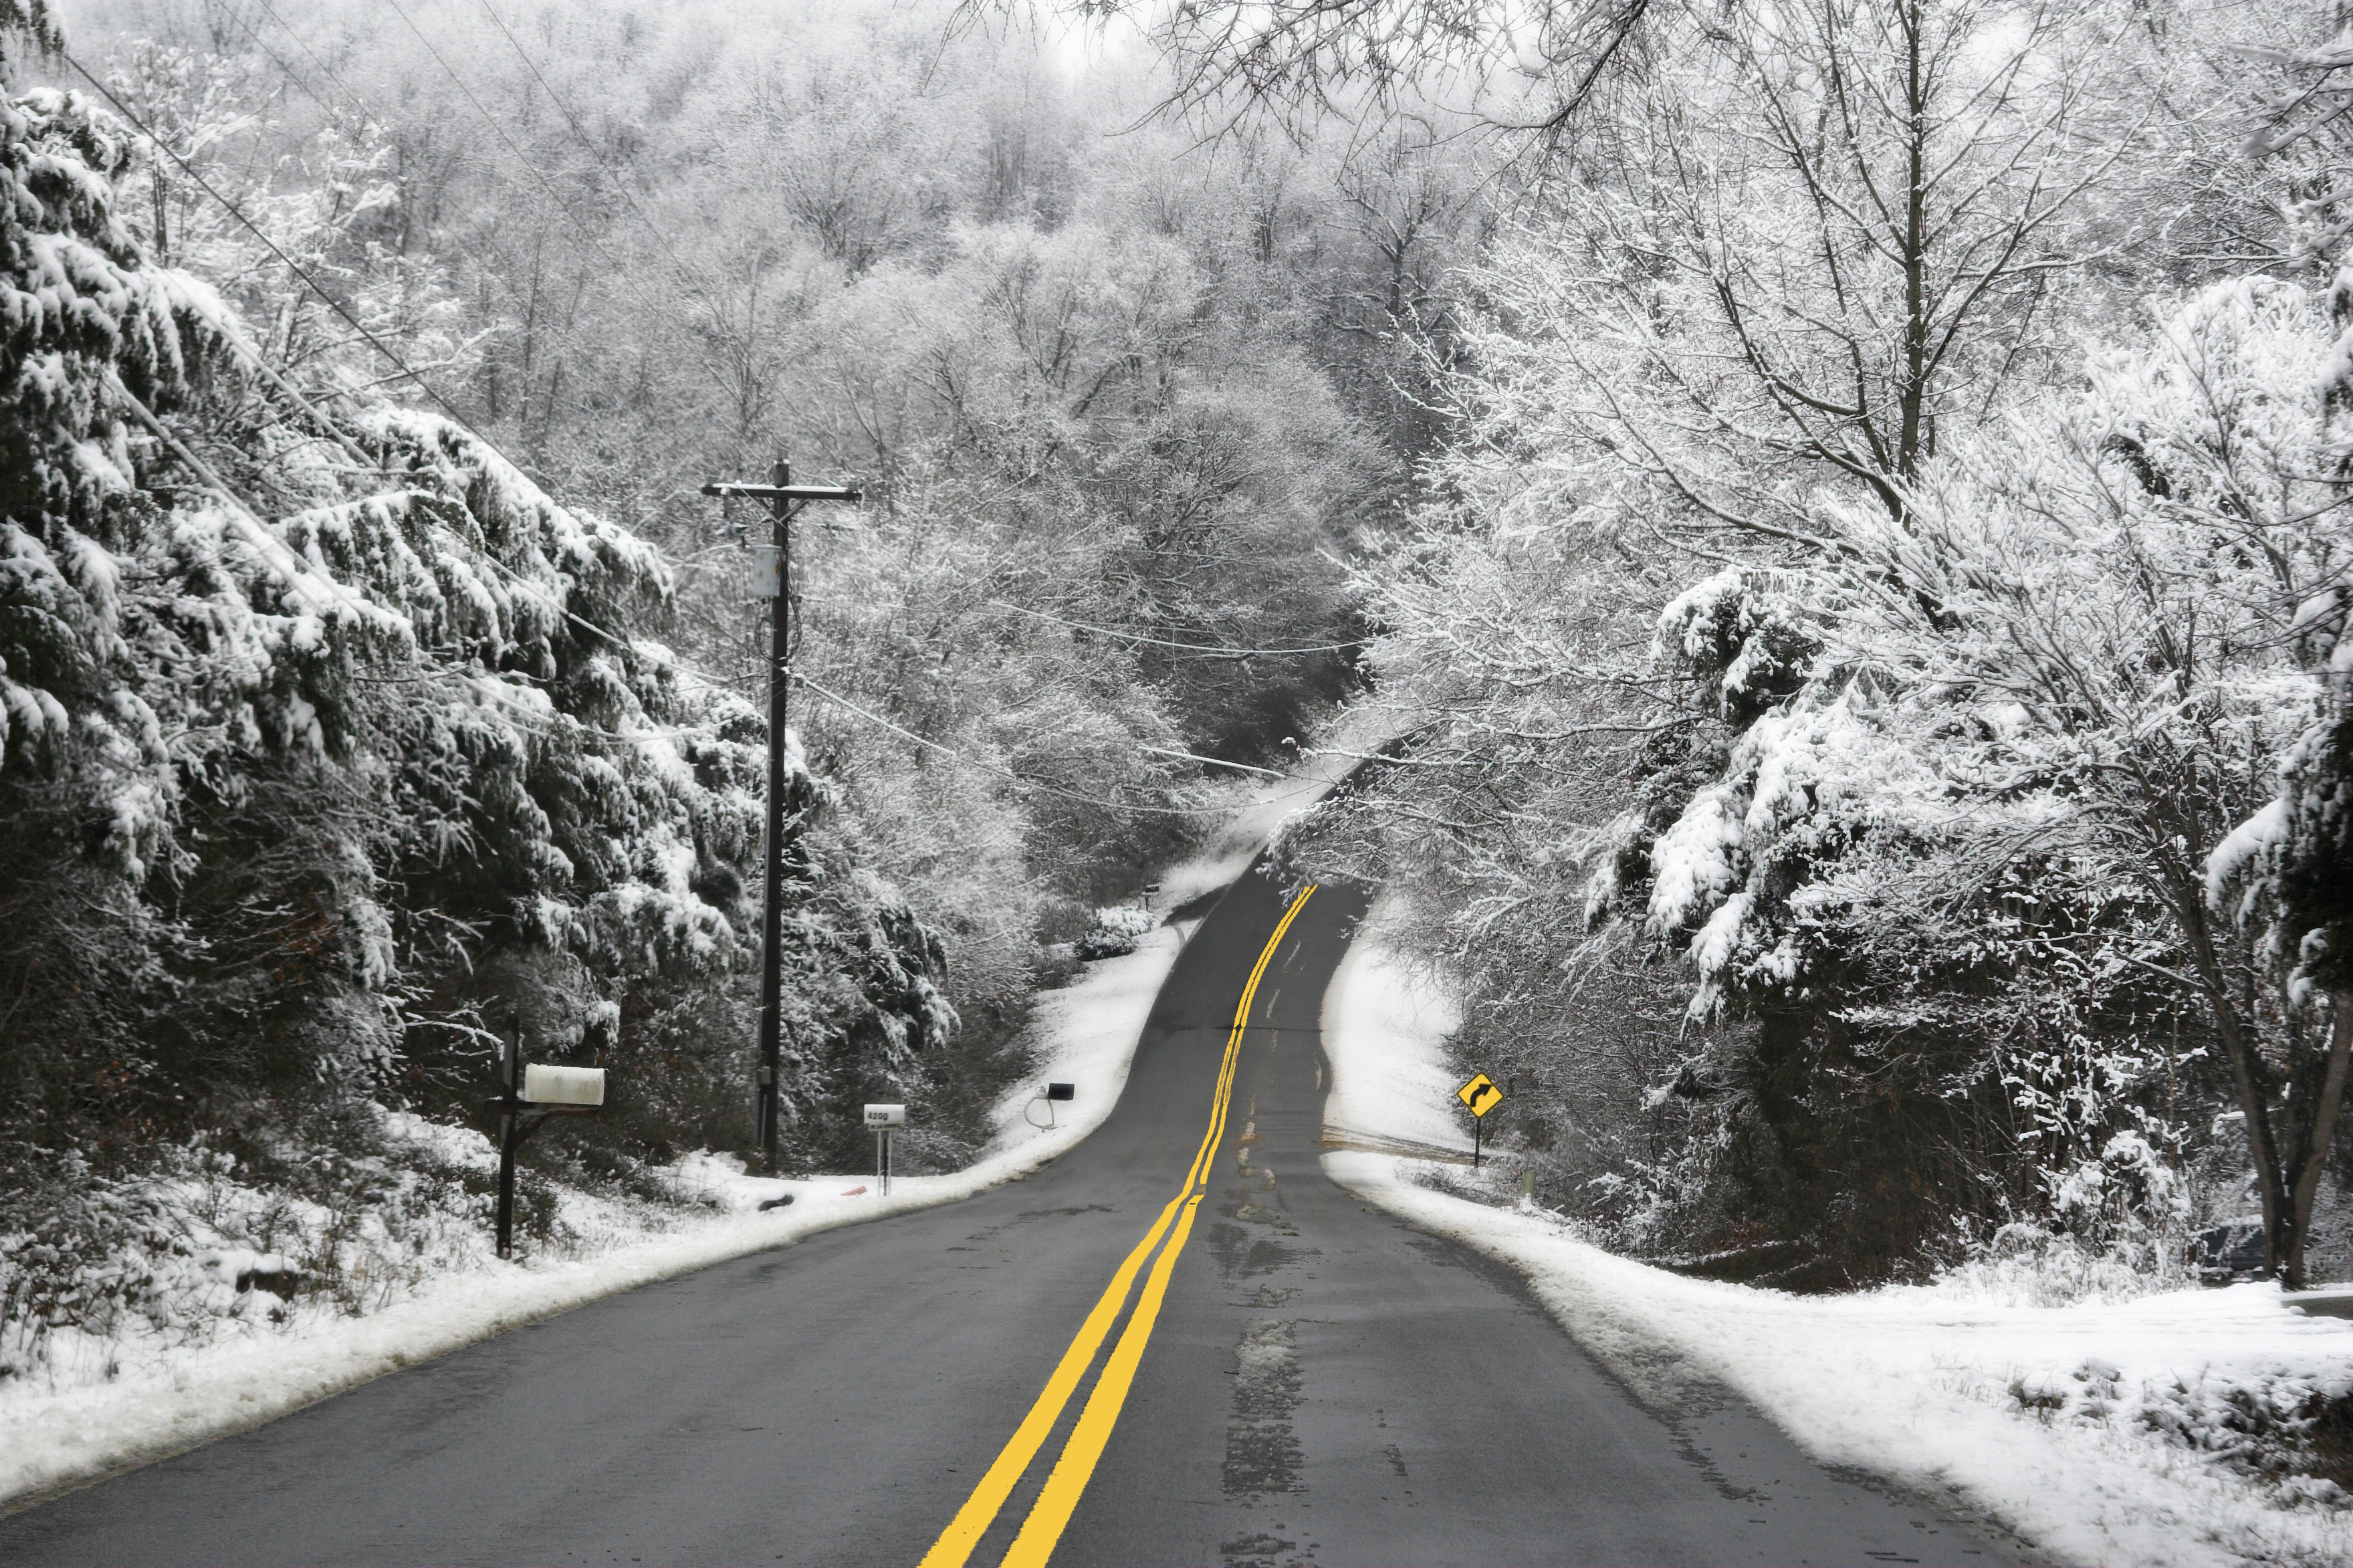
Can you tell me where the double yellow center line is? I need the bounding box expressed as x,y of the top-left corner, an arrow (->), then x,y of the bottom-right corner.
918,885 -> 1317,1568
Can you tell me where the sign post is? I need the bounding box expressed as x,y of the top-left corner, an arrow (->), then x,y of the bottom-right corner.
1455,1072 -> 1504,1168
864,1103 -> 906,1196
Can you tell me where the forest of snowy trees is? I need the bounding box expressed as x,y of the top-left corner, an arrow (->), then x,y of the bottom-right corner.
1222,0 -> 2353,1290
5,0 -> 2353,1375
0,0 -> 1434,1351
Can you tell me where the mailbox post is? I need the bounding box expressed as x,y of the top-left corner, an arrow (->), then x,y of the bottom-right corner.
489,1032 -> 606,1259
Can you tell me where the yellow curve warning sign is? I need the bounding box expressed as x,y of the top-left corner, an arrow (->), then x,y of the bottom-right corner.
1456,1073 -> 1504,1119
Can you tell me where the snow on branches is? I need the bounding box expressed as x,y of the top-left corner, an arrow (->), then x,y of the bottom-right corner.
1319,260 -> 2353,1282
0,86 -> 952,1164
1622,275 -> 2350,1280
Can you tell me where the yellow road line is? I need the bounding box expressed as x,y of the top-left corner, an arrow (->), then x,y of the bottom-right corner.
1000,887 -> 1316,1568
917,885 -> 1317,1568
1000,1190 -> 1207,1568
913,1193 -> 1186,1568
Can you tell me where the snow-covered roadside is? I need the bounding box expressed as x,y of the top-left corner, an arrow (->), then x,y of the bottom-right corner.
1320,932 -> 1464,1159
3,730 -> 1388,1509
3,915 -> 1194,1509
1319,896 -> 2353,1568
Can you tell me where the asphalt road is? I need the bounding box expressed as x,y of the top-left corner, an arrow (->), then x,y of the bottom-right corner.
3,866 -> 2013,1567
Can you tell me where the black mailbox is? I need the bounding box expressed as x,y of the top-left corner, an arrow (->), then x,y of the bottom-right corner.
1046,1083 -> 1076,1102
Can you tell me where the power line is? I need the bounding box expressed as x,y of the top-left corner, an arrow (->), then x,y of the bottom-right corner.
243,0 -> 687,341
1137,742 -> 1282,778
64,45 -> 629,639
64,41 -> 684,669
987,598 -> 1366,657
789,671 -> 1241,818
235,0 -> 700,463
115,384 -> 677,757
364,0 -> 722,344
110,370 -> 391,627
129,381 -> 723,759
251,0 -> 385,130
468,0 -> 714,306
65,41 -> 882,841
73,33 -> 1219,826
62,48 -> 481,435
221,3 -> 364,137
376,0 -> 690,321
131,359 -> 718,754
338,0 -> 734,419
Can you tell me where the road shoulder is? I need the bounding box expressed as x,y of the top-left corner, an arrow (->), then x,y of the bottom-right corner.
1318,896 -> 2353,1568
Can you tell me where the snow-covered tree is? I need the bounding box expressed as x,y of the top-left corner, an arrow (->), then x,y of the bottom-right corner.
2197,11 -> 2353,1284
0,80 -> 954,1179
1268,1 -> 2353,1282
1640,277 -> 2346,1280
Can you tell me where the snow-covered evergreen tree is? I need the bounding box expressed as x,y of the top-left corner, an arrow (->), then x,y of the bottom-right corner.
0,79 -> 952,1192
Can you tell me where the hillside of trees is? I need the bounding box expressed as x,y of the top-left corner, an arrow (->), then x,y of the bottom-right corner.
1,0 -> 1479,1361
9,0 -> 2353,1383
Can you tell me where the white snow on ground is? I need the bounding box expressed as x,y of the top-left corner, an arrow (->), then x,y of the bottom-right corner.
986,923 -> 1186,1154
3,736 -> 1379,1509
1320,894 -> 2353,1568
4,781 -> 1300,1508
1320,932 -> 1464,1159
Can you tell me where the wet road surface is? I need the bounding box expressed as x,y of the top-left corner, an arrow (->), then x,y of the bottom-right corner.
3,866 -> 2013,1567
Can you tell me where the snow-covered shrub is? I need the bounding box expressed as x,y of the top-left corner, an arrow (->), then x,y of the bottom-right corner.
0,1123 -> 508,1383
1654,568 -> 1826,728
0,1102 -> 797,1392
1988,1347 -> 2353,1502
2136,1369 -> 2353,1487
1932,1221 -> 2187,1309
1073,904 -> 1156,961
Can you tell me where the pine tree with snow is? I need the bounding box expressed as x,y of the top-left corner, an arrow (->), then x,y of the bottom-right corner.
0,53 -> 954,1238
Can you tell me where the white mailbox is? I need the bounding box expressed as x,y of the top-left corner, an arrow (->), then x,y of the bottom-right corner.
522,1065 -> 606,1106
863,1103 -> 906,1127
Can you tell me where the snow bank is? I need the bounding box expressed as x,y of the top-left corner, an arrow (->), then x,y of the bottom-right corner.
1319,929 -> 1464,1159
1320,898 -> 2353,1568
0,911 -> 1195,1510
1,718 -> 1371,1509
985,923 -> 1186,1153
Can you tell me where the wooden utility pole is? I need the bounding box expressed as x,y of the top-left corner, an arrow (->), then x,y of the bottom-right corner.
701,459 -> 861,1170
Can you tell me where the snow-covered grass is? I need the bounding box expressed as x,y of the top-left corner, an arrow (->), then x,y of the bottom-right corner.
0,738 -> 1370,1510
1319,895 -> 2353,1568
1320,931 -> 1465,1161
0,918 -> 1194,1509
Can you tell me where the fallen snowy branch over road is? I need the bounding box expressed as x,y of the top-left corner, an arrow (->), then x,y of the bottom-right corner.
1321,899 -> 2353,1568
